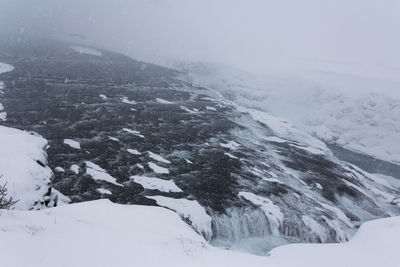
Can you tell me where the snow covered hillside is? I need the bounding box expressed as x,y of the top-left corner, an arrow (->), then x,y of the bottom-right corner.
0,199 -> 399,267
1,40 -> 399,255
173,61 -> 400,166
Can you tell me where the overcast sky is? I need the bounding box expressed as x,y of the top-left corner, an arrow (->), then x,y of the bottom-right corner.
1,0 -> 399,73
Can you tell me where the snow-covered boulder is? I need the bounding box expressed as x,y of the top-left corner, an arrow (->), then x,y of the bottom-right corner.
0,126 -> 54,209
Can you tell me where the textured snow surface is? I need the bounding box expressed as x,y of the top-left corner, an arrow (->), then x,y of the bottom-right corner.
0,200 -> 399,267
146,195 -> 212,239
131,175 -> 182,193
0,126 -> 52,209
69,46 -> 102,56
176,61 -> 400,164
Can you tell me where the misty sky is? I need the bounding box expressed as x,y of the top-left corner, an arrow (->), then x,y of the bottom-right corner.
1,0 -> 399,73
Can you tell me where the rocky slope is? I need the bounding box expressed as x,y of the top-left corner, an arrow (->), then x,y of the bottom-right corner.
0,37 -> 399,254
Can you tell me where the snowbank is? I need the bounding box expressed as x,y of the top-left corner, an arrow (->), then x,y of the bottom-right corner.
0,200 -> 399,267
267,216 -> 400,267
0,126 -> 52,209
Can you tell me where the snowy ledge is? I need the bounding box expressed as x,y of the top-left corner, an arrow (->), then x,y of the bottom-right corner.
0,199 -> 399,267
0,126 -> 53,209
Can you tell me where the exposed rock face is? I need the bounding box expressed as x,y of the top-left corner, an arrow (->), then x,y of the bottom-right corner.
0,38 -> 399,254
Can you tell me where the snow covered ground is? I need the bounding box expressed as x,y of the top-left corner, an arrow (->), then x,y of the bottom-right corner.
0,199 -> 399,267
173,61 -> 400,165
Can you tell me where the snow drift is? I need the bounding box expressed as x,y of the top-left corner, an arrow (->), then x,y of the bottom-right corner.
0,199 -> 399,267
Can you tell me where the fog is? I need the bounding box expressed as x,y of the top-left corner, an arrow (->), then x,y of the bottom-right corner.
1,0 -> 400,73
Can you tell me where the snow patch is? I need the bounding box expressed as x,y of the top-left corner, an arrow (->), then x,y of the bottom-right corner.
224,152 -> 239,159
148,162 -> 169,174
131,175 -> 182,193
85,161 -> 123,187
96,188 -> 112,195
220,140 -> 240,150
121,96 -> 136,105
148,151 -> 171,164
0,62 -> 14,74
123,128 -> 144,138
54,167 -> 65,173
127,149 -> 141,155
108,136 -> 120,142
69,46 -> 102,56
156,98 -> 173,104
69,164 -> 80,174
63,139 -> 81,149
180,106 -> 198,113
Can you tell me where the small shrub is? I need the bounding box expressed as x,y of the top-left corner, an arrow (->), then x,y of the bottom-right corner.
0,175 -> 18,209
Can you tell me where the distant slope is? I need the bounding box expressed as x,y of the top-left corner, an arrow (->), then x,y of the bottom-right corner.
172,61 -> 400,166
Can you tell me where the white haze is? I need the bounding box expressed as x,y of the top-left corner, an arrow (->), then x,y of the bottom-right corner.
0,0 -> 399,74
1,0 -> 400,163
